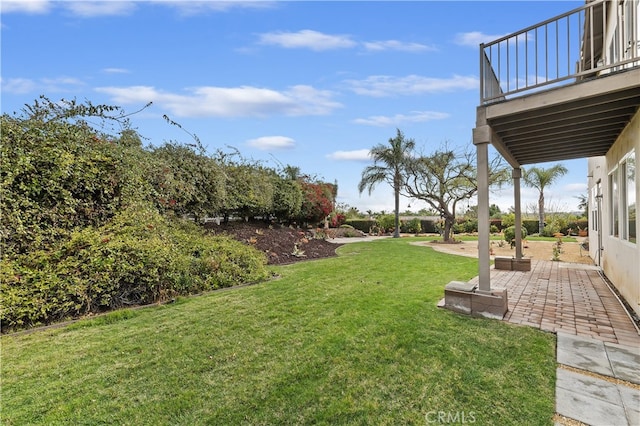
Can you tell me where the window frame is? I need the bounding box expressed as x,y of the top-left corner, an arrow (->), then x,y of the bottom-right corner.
609,149 -> 637,244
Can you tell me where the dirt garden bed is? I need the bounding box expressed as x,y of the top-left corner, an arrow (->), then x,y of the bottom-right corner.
206,221 -> 594,266
420,237 -> 594,265
205,221 -> 346,265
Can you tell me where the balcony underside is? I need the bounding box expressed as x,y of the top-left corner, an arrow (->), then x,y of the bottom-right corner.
482,67 -> 640,167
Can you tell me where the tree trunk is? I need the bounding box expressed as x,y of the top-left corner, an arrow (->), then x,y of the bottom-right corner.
443,220 -> 452,242
538,193 -> 545,234
443,216 -> 454,242
393,182 -> 400,238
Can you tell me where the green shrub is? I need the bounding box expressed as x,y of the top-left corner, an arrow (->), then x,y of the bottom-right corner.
463,219 -> 478,233
345,219 -> 377,233
377,215 -> 396,233
501,213 -> 515,229
0,207 -> 269,331
562,219 -> 588,235
272,176 -> 303,222
489,219 -> 503,233
401,218 -> 422,234
452,222 -> 465,234
523,220 -> 539,236
543,216 -> 568,237
420,219 -> 438,233
503,226 -> 528,248
0,112 -> 124,256
152,142 -> 227,221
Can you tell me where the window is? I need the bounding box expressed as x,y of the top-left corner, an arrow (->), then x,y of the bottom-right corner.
622,160 -> 629,240
591,184 -> 599,231
610,167 -> 619,237
625,150 -> 636,243
609,150 -> 636,244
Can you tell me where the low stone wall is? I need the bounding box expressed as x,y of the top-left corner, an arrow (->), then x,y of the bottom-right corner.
494,257 -> 531,271
442,281 -> 508,320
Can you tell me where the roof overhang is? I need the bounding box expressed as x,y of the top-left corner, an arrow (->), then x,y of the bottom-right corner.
481,67 -> 640,167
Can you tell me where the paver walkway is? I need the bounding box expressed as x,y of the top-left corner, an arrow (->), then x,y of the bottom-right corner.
467,259 -> 640,426
468,260 -> 640,346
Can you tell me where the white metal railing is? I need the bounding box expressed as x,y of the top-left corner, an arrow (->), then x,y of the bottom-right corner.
481,0 -> 640,104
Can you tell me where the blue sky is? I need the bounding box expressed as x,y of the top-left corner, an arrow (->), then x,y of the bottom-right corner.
1,0 -> 587,215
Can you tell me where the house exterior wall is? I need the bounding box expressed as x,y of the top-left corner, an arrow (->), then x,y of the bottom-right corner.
588,110 -> 640,318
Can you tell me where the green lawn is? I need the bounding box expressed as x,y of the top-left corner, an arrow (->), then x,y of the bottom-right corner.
1,238 -> 556,425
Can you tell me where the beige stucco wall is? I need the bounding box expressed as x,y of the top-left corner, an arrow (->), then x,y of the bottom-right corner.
588,110 -> 640,318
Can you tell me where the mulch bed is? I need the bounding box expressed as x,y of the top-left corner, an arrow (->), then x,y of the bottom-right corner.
204,221 -> 343,265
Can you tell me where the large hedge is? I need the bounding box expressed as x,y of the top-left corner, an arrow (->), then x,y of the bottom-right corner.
1,99 -> 337,258
0,97 -> 336,331
1,108 -> 124,255
151,142 -> 226,221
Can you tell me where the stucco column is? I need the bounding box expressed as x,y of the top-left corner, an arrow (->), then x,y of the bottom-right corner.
473,125 -> 491,293
513,168 -> 523,259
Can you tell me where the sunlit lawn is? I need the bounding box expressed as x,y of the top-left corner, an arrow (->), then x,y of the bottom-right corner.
1,237 -> 556,425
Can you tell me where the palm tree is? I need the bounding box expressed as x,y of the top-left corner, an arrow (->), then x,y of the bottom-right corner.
576,193 -> 588,218
523,164 -> 568,234
358,129 -> 415,238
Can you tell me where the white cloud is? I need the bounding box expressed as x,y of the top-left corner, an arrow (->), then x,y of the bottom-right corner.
353,111 -> 449,127
0,0 -> 273,16
102,68 -> 131,74
1,77 -> 37,94
258,30 -> 357,51
258,31 -> 434,54
1,76 -> 84,94
63,1 -> 137,17
363,40 -> 436,53
284,85 -> 342,114
564,183 -> 588,192
41,76 -> 84,86
0,0 -> 50,14
95,84 -> 342,117
246,136 -> 295,151
156,1 -> 275,15
345,74 -> 478,97
454,31 -> 507,47
326,149 -> 371,161
40,77 -> 86,92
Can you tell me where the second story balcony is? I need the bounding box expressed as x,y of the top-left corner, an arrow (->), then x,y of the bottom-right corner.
478,0 -> 640,167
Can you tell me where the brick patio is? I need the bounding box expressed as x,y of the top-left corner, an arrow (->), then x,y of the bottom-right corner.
468,260 -> 640,347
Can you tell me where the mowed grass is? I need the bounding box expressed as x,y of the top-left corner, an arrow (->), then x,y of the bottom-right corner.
1,238 -> 556,425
